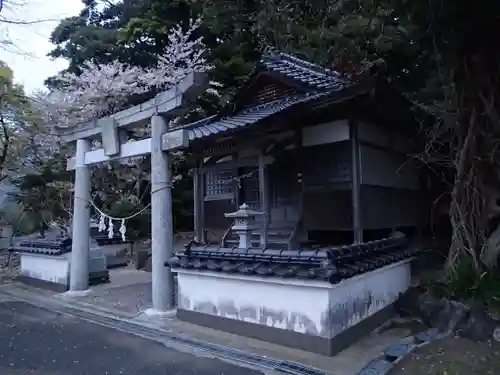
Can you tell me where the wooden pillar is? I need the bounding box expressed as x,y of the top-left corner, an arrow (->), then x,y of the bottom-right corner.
199,164 -> 206,243
350,120 -> 363,244
258,152 -> 269,248
193,158 -> 204,243
289,129 -> 304,250
233,153 -> 241,206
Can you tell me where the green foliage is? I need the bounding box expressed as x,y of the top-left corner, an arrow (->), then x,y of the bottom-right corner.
0,60 -> 49,183
47,1 -> 149,75
0,63 -> 13,90
427,256 -> 500,309
195,0 -> 431,98
14,151 -> 74,235
172,186 -> 193,232
0,201 -> 33,236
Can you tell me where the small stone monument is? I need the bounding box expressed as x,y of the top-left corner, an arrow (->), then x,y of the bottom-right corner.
90,219 -> 131,268
224,203 -> 264,249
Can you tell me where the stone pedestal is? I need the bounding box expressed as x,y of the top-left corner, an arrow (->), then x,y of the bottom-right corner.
90,220 -> 131,269
224,203 -> 264,249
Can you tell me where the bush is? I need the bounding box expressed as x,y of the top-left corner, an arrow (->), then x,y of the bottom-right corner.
427,256 -> 500,310
0,201 -> 36,236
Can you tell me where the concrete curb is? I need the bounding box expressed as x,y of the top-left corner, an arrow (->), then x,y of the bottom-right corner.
356,328 -> 448,375
0,287 -> 336,375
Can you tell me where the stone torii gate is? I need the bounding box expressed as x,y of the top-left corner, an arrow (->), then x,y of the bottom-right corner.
56,73 -> 207,314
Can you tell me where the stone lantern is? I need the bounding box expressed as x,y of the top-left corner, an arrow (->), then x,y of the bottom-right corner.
224,203 -> 264,249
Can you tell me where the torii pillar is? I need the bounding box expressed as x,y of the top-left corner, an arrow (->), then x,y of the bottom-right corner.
148,115 -> 174,313
147,117 -> 189,315
69,138 -> 92,292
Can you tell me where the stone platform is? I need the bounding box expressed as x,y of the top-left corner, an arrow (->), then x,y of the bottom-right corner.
168,236 -> 421,356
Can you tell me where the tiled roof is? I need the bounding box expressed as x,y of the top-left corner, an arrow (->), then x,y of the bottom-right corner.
177,49 -> 358,142
12,237 -> 72,256
259,49 -> 346,91
181,92 -> 328,141
166,237 -> 421,284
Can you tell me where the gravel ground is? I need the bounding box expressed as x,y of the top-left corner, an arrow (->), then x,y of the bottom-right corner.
78,281 -> 154,315
391,336 -> 500,375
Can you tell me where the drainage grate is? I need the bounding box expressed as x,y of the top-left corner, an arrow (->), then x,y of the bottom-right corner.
357,359 -> 393,375
274,362 -> 332,375
414,328 -> 439,344
384,341 -> 415,361
170,335 -> 279,368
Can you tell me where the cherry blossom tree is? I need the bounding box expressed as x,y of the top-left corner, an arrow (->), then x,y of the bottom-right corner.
41,18 -> 209,128
25,18 -> 211,238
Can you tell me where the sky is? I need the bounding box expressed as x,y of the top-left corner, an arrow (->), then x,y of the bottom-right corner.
0,0 -> 84,93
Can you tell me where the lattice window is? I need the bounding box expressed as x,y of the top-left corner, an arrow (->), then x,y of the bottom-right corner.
204,168 -> 234,201
302,143 -> 352,185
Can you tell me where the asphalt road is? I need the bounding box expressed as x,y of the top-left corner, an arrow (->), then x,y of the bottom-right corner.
0,298 -> 264,375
